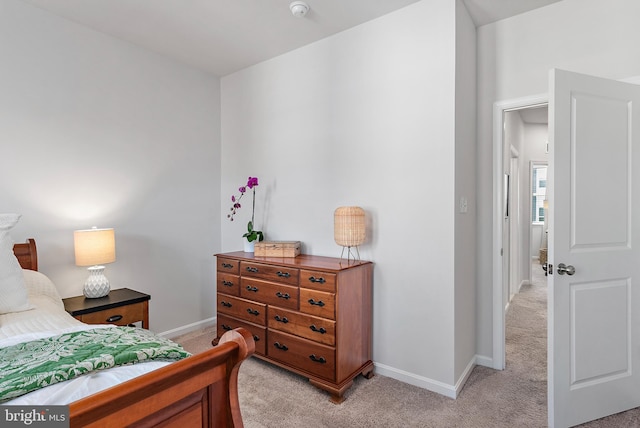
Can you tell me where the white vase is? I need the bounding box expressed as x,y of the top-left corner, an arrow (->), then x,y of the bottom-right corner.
243,239 -> 255,253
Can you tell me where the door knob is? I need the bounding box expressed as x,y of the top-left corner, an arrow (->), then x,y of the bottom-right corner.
557,263 -> 575,276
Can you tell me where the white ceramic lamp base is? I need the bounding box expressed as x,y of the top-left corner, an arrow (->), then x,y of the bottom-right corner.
83,265 -> 111,298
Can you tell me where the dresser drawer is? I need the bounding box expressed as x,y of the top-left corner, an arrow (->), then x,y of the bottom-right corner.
240,261 -> 299,286
300,289 -> 335,320
268,306 -> 335,346
216,272 -> 240,296
267,330 -> 335,381
77,301 -> 146,326
217,257 -> 240,274
240,277 -> 299,310
300,270 -> 336,292
217,293 -> 266,325
218,314 -> 266,356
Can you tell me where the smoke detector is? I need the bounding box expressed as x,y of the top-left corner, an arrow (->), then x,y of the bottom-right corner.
290,1 -> 310,18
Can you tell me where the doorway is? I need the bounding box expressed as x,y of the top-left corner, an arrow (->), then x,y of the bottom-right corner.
492,95 -> 548,370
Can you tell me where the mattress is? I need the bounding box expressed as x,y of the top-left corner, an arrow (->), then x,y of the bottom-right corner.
0,270 -> 171,405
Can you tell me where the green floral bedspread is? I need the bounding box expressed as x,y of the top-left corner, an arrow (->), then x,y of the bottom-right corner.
0,326 -> 191,402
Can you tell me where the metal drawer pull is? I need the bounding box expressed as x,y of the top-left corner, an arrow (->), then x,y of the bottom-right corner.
246,267 -> 259,273
107,315 -> 123,323
222,280 -> 234,287
246,286 -> 259,292
221,301 -> 232,308
274,315 -> 289,323
276,292 -> 290,299
246,308 -> 260,316
308,298 -> 325,307
309,276 -> 326,284
274,342 -> 288,351
223,325 -> 259,342
309,354 -> 326,364
222,263 -> 233,269
309,325 -> 326,334
276,271 -> 291,278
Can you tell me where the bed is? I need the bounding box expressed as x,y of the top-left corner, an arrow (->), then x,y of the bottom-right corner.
6,238 -> 254,428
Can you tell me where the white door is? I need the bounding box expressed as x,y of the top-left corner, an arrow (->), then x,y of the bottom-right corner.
549,69 -> 640,427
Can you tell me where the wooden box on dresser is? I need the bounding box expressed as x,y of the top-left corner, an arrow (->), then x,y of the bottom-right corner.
214,251 -> 373,403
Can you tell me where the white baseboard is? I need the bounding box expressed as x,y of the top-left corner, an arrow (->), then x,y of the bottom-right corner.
475,354 -> 494,368
374,355 -> 478,399
518,280 -> 530,293
158,316 -> 216,339
374,362 -> 457,399
160,319 -> 486,401
454,357 -> 476,397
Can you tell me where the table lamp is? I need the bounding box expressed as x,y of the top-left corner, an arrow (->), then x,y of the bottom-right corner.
74,227 -> 116,298
334,206 -> 365,261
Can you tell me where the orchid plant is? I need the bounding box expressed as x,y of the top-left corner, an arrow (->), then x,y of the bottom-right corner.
228,176 -> 264,243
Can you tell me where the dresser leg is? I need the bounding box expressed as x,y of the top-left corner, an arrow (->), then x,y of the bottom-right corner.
362,361 -> 375,379
329,392 -> 347,404
211,337 -> 220,347
309,378 -> 353,404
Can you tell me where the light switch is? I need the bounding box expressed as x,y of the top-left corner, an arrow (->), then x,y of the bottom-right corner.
460,197 -> 468,213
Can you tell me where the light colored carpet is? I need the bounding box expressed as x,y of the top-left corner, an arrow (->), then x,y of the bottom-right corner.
173,265 -> 640,427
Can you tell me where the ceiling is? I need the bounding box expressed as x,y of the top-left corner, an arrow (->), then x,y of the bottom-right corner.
19,0 -> 563,76
518,105 -> 549,124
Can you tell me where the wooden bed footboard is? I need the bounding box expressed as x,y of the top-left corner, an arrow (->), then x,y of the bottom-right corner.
69,327 -> 255,428
13,239 -> 254,427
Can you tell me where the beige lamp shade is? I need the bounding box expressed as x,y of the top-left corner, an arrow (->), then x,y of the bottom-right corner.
74,228 -> 116,266
334,206 -> 366,247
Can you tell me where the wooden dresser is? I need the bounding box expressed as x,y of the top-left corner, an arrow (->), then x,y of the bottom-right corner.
214,251 -> 373,403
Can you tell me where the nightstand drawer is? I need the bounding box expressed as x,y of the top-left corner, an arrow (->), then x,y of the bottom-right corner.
76,301 -> 146,326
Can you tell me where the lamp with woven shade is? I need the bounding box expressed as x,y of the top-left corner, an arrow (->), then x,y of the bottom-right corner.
74,227 -> 116,298
334,206 -> 365,261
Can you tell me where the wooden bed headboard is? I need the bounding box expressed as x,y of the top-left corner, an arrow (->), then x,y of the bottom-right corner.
12,238 -> 38,271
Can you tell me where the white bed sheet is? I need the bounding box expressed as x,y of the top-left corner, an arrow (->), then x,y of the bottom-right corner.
1,270 -> 170,405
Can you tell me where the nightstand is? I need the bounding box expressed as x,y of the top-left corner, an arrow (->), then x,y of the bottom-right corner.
63,288 -> 150,329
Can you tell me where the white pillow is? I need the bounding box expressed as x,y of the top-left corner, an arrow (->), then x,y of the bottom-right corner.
23,269 -> 64,310
0,214 -> 34,314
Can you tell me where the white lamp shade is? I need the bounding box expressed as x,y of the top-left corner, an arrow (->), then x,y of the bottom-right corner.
334,207 -> 366,247
74,228 -> 116,266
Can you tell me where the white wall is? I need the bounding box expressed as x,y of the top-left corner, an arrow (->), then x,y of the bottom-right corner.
476,0 -> 640,361
0,0 -> 222,334
454,0 -> 477,383
221,0 -> 471,393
